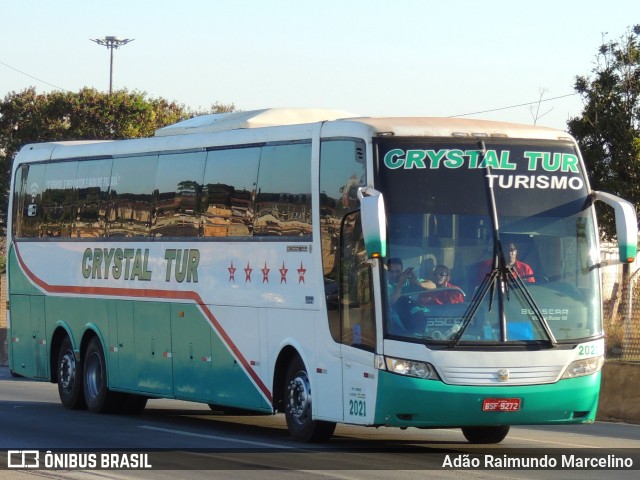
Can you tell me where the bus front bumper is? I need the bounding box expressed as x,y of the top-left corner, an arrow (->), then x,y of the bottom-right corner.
374,370 -> 600,427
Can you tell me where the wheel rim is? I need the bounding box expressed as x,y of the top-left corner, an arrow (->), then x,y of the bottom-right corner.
59,350 -> 76,393
85,351 -> 103,400
287,370 -> 312,425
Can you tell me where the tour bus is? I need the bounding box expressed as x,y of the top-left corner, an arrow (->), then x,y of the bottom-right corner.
6,108 -> 637,444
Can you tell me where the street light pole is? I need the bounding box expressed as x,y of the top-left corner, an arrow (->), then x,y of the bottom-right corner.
90,36 -> 134,95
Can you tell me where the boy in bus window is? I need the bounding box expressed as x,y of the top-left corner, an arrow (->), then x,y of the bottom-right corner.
425,265 -> 464,304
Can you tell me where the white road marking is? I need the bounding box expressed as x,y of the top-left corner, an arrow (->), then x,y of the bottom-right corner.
138,425 -> 295,449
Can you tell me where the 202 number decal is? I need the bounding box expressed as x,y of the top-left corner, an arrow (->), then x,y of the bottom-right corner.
578,345 -> 597,355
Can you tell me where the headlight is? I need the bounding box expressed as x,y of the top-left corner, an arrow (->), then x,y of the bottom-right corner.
377,355 -> 439,380
561,356 -> 604,379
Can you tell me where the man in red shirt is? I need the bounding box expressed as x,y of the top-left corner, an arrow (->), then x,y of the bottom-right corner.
476,242 -> 536,285
425,265 -> 464,305
506,242 -> 535,282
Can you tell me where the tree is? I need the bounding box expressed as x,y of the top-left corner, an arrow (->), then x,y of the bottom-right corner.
0,87 -> 236,222
568,26 -> 640,333
567,25 -> 640,240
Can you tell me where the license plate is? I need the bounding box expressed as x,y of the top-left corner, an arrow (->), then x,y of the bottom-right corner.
482,398 -> 521,412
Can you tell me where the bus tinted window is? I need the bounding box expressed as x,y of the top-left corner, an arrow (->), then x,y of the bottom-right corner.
42,161 -> 77,237
153,152 -> 206,238
11,165 -> 26,237
203,147 -> 260,237
107,155 -> 157,237
319,139 -> 366,276
319,138 -> 366,344
254,143 -> 312,237
75,158 -> 113,238
17,163 -> 46,237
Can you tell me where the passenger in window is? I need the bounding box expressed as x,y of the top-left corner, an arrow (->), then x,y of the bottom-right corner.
386,258 -> 431,306
424,265 -> 464,304
386,258 -> 434,335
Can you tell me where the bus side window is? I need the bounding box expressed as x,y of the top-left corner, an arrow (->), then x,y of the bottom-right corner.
107,156 -> 157,237
12,165 -> 27,238
254,143 -> 312,237
203,147 -> 260,237
16,163 -> 46,238
153,152 -> 206,238
75,159 -> 113,238
319,139 -> 366,343
41,161 -> 78,238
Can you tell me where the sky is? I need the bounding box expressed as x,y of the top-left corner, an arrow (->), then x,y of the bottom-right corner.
0,0 -> 637,131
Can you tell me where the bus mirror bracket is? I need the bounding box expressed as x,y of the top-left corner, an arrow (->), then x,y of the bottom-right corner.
593,191 -> 638,264
357,187 -> 387,259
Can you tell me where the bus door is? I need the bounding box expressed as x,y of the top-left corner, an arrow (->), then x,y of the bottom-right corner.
339,211 -> 378,424
9,293 -> 47,379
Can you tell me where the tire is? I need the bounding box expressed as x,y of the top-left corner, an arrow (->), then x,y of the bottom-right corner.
284,355 -> 336,443
461,425 -> 510,444
57,337 -> 86,410
83,337 -> 118,413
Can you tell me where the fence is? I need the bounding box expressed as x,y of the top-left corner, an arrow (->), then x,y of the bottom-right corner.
601,245 -> 640,362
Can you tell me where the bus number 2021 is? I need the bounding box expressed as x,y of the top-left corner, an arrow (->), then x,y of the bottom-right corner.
349,399 -> 366,417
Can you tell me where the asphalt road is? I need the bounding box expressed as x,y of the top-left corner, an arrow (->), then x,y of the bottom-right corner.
1,366 -> 639,479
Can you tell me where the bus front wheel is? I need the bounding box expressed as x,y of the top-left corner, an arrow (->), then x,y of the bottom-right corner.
461,425 -> 510,444
57,337 -> 86,410
284,355 -> 336,443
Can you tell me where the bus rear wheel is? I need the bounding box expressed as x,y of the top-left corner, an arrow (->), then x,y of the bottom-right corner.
461,425 -> 510,444
284,355 -> 336,443
83,337 -> 118,413
57,337 -> 86,410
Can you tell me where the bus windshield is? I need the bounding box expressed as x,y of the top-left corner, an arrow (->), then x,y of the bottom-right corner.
375,137 -> 601,345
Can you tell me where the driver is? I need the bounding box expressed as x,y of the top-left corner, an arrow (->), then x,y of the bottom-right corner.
506,243 -> 535,283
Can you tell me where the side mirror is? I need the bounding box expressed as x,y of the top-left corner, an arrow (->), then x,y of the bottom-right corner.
593,191 -> 638,263
357,187 -> 387,259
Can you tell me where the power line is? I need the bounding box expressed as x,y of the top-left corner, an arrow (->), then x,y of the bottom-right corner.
449,93 -> 579,118
1,56 -> 581,118
0,59 -> 68,91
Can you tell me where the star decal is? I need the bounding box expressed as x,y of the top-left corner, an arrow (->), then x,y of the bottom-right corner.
244,261 -> 252,283
228,261 -> 237,282
261,262 -> 270,283
297,262 -> 307,284
279,262 -> 288,283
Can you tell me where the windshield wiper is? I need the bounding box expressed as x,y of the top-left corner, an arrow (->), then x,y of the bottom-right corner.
450,141 -> 557,347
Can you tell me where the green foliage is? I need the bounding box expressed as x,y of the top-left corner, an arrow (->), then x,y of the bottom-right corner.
0,87 -> 236,224
568,25 -> 640,240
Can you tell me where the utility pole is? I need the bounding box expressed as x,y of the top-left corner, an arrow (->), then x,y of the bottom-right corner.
90,36 -> 134,95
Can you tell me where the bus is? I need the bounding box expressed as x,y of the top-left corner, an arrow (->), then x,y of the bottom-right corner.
6,108 -> 637,444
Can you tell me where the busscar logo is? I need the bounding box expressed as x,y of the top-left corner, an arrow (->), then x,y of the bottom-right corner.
7,450 -> 40,468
